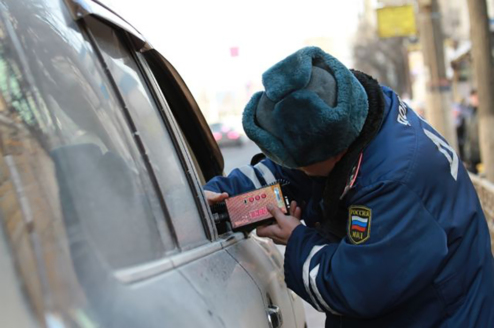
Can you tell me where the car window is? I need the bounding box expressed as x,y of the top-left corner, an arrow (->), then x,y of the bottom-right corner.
0,13 -> 175,271
88,18 -> 209,248
0,2 -> 191,324
142,50 -> 225,182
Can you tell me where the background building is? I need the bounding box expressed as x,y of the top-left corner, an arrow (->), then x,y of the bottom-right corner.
354,0 -> 494,108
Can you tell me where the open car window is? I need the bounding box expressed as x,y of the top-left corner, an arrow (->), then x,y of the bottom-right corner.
88,17 -> 213,247
141,50 -> 225,181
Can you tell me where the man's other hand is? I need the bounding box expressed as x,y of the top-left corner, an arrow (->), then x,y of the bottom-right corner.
204,190 -> 229,205
257,201 -> 302,245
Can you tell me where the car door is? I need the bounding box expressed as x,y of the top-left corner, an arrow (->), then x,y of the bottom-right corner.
81,8 -> 280,328
0,1 -> 224,327
136,19 -> 305,328
0,0 -> 279,327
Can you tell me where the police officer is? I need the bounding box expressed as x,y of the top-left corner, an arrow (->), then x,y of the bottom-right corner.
204,47 -> 494,327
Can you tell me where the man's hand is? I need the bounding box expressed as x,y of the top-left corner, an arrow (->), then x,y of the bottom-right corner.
257,201 -> 302,245
204,190 -> 229,205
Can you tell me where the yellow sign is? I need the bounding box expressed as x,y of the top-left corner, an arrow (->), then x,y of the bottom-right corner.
377,5 -> 417,38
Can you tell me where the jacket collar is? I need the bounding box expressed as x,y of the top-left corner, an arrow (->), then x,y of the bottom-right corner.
319,70 -> 386,240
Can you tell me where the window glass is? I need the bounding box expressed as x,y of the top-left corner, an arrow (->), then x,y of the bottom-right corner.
90,18 -> 209,248
0,12 -> 174,271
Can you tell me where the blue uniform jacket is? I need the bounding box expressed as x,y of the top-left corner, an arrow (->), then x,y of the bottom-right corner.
205,86 -> 494,327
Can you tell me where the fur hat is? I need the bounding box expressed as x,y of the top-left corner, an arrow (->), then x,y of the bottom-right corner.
242,47 -> 369,168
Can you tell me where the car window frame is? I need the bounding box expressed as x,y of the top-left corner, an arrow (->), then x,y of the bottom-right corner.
131,48 -> 219,241
79,16 -> 220,244
141,50 -> 225,180
77,18 -> 184,249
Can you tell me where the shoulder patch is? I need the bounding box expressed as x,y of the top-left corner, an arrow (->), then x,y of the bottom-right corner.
348,205 -> 372,244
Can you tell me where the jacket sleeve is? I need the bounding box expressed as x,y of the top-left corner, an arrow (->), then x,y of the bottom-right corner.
204,158 -> 312,203
284,180 -> 448,317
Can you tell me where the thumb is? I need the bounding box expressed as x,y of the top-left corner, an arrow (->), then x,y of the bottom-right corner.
205,191 -> 229,205
214,192 -> 229,201
266,204 -> 285,224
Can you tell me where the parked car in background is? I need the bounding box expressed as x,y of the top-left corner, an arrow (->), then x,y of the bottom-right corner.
210,122 -> 244,147
0,0 -> 306,327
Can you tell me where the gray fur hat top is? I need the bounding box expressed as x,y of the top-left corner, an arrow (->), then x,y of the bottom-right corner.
242,46 -> 369,168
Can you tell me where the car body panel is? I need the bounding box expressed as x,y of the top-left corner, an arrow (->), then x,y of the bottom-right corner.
0,223 -> 38,328
226,236 -> 306,328
178,247 -> 270,328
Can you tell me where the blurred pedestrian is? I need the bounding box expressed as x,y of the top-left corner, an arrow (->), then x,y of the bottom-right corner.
464,89 -> 481,173
453,98 -> 468,159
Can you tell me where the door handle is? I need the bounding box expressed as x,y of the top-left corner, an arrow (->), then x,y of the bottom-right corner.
267,305 -> 283,328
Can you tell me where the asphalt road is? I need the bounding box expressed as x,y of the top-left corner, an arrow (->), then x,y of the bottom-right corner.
219,140 -> 326,327
220,139 -> 262,175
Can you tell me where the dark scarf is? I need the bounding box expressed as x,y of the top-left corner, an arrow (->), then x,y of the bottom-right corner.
319,70 -> 386,241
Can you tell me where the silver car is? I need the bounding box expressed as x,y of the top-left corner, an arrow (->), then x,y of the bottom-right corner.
0,0 -> 306,327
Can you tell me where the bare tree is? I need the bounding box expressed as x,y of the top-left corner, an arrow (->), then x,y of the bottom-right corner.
353,21 -> 412,97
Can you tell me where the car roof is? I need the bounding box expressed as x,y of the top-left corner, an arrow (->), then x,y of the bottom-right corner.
66,0 -> 153,52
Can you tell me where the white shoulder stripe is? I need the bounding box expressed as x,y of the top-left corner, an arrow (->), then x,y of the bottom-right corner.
254,162 -> 277,185
302,245 -> 326,312
238,165 -> 261,189
309,264 -> 341,315
423,129 -> 458,181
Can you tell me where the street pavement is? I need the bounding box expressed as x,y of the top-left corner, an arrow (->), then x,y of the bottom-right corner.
220,139 -> 262,175
219,139 -> 326,327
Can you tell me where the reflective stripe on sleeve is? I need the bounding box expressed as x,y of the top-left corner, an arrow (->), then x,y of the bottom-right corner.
254,162 -> 277,185
309,264 -> 341,315
238,165 -> 262,189
302,245 -> 326,312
